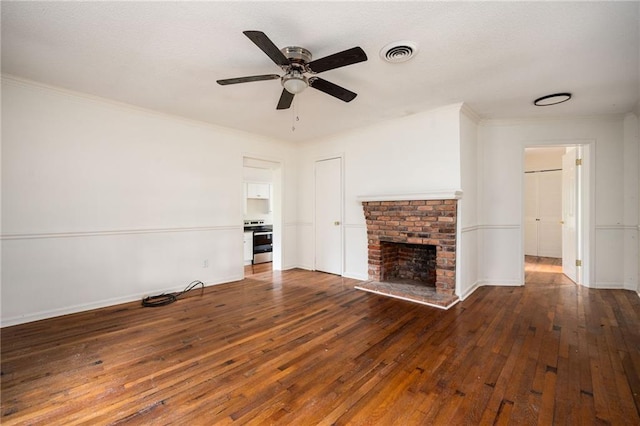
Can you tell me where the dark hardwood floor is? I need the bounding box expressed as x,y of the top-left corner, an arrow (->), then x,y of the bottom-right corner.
244,261 -> 273,277
2,258 -> 639,424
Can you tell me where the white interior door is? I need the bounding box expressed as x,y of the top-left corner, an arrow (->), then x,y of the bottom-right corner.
562,148 -> 578,282
315,157 -> 342,275
537,170 -> 563,257
524,173 -> 539,256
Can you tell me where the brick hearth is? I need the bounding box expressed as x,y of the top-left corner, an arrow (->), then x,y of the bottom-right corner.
360,199 -> 458,307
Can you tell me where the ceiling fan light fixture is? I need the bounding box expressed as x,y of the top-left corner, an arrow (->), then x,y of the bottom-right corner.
282,71 -> 308,94
534,92 -> 572,106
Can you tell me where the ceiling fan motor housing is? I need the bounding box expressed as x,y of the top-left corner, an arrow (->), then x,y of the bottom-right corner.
281,46 -> 312,67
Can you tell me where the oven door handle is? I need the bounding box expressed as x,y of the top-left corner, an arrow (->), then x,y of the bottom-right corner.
254,232 -> 272,236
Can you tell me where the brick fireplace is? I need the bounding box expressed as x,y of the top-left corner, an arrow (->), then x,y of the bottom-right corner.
358,195 -> 459,308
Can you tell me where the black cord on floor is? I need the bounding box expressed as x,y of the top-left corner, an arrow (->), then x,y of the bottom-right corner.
141,280 -> 205,308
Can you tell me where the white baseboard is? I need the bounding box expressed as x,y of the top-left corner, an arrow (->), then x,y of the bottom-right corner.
459,279 -> 532,301
593,281 -> 626,290
478,279 -> 523,287
294,263 -> 314,271
343,272 -> 368,281
280,263 -> 299,271
459,281 -> 482,301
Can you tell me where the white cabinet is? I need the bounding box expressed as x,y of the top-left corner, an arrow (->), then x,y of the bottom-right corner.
247,183 -> 270,199
243,231 -> 253,264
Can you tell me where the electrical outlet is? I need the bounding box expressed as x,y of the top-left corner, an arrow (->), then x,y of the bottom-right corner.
203,259 -> 209,268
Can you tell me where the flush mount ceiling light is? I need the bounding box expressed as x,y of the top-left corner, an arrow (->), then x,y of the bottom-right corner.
380,40 -> 418,63
534,92 -> 572,106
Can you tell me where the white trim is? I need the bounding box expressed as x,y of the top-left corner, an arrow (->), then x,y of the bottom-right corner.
280,264 -> 299,271
477,279 -> 523,286
1,225 -> 241,241
294,264 -> 314,271
477,224 -> 520,230
595,225 -> 638,230
343,272 -> 368,281
593,282 -> 626,290
459,281 -> 482,301
354,286 -> 460,310
460,103 -> 482,124
480,115 -> 625,127
462,225 -> 480,233
357,190 -> 463,202
1,275 -> 242,327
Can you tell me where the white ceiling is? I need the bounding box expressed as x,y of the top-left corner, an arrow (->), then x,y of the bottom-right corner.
2,1 -> 639,143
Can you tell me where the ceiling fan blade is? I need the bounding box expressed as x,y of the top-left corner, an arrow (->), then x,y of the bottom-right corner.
309,77 -> 357,102
307,47 -> 367,74
243,31 -> 290,67
276,89 -> 294,110
217,74 -> 280,85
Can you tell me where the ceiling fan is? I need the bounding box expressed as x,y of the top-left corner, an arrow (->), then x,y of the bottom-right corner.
217,31 -> 368,110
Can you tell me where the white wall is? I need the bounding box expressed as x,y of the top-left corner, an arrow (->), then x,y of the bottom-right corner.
459,106 -> 480,299
479,116 -> 639,290
296,104 -> 462,281
622,113 -> 639,292
524,147 -> 565,171
3,76 -> 637,327
1,77 -> 297,326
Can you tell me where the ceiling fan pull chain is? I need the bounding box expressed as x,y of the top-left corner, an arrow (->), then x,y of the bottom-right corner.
291,97 -> 300,131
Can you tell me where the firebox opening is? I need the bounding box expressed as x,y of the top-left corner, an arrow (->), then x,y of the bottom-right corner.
380,241 -> 437,287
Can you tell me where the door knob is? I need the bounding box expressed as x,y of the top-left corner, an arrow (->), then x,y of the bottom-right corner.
334,221 -> 341,226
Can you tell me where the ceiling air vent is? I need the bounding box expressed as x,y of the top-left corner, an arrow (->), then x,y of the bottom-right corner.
380,41 -> 418,63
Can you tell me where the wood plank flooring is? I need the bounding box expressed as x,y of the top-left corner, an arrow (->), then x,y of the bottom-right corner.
2,258 -> 639,424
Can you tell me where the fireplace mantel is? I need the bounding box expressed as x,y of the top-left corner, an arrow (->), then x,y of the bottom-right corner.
356,190 -> 462,203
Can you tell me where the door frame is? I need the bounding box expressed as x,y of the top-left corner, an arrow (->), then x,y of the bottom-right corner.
242,154 -> 283,274
521,140 -> 594,287
314,153 -> 345,275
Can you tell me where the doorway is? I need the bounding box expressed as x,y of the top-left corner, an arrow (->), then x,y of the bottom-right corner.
315,157 -> 343,275
242,156 -> 282,276
523,144 -> 590,286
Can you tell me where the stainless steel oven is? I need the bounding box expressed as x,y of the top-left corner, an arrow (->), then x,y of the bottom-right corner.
253,230 -> 273,264
244,220 -> 273,264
